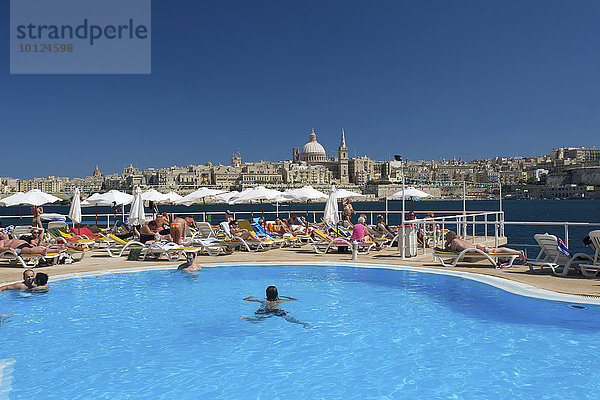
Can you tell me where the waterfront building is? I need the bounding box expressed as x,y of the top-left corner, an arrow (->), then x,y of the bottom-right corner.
2,140 -> 599,199
211,165 -> 242,189
544,184 -> 595,199
282,161 -> 332,185
18,176 -> 68,194
240,161 -> 284,188
295,128 -> 351,185
0,178 -> 19,194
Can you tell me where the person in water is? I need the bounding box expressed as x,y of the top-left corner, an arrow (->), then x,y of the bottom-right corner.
31,272 -> 49,291
0,269 -> 36,292
177,252 -> 202,272
242,286 -> 309,327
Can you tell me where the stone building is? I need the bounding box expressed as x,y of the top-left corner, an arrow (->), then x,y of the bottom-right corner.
294,128 -> 350,185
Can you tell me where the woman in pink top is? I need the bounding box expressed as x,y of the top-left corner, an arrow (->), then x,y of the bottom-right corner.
350,216 -> 371,242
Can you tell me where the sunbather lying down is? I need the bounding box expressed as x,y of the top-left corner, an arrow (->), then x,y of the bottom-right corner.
441,231 -> 525,261
0,239 -> 48,255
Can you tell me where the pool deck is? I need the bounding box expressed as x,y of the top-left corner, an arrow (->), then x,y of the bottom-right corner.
1,240 -> 600,298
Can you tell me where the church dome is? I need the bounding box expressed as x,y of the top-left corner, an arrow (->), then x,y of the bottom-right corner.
300,129 -> 326,162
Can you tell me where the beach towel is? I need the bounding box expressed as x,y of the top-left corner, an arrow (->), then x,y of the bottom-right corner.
557,238 -> 572,257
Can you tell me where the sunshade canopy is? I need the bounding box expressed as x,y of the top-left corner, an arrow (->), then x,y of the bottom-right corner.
283,186 -> 327,202
230,186 -> 284,204
128,187 -> 146,226
68,188 -> 82,224
389,187 -> 431,199
323,185 -> 340,225
0,189 -> 61,207
175,187 -> 226,206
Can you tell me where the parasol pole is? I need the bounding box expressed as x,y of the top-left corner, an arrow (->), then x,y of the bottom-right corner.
260,199 -> 265,222
400,158 -> 405,258
462,181 -> 466,237
306,200 -> 309,225
203,197 -> 207,222
385,194 -> 388,223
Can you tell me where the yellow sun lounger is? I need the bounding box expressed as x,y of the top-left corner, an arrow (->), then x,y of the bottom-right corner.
0,251 -> 61,268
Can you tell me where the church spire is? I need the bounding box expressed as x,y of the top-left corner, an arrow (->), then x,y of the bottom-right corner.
340,128 -> 347,149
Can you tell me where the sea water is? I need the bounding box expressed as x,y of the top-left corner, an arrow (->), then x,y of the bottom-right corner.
1,265 -> 599,399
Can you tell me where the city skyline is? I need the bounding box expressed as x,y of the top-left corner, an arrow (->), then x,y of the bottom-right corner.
0,139 -> 594,182
2,1 -> 600,179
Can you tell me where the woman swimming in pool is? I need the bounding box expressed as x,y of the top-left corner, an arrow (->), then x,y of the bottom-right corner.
242,286 -> 309,327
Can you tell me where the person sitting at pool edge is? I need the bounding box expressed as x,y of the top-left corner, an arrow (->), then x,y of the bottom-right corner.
0,269 -> 36,292
440,231 -> 525,261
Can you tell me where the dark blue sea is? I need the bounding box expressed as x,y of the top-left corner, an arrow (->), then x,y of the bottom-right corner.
1,199 -> 598,254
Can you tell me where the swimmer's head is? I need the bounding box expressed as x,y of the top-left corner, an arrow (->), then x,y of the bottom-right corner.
357,216 -> 366,224
185,253 -> 196,266
23,269 -> 35,287
266,285 -> 278,301
35,272 -> 48,286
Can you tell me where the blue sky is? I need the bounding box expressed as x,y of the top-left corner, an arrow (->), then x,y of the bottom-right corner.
2,0 -> 600,179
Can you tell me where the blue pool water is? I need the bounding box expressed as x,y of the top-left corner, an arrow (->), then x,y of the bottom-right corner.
1,265 -> 600,399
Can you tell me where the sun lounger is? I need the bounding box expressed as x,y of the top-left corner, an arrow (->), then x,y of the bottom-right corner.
526,233 -> 594,277
251,222 -> 301,247
0,250 -> 60,268
140,242 -> 201,261
47,228 -> 96,247
238,220 -> 285,248
183,237 -> 240,256
311,229 -> 375,254
10,226 -> 33,240
194,222 -> 216,239
432,247 -> 520,268
104,235 -> 146,258
577,230 -> 600,278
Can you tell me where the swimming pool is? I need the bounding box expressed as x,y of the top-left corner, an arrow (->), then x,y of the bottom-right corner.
1,264 -> 600,399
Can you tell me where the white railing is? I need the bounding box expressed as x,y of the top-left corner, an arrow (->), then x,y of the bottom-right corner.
2,209 -> 599,254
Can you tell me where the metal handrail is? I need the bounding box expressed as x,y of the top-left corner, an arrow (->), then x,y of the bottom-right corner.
2,209 -> 598,250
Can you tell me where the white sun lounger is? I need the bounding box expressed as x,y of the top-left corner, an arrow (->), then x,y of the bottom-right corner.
526,233 -> 593,277
579,230 -> 600,278
432,248 -> 520,268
